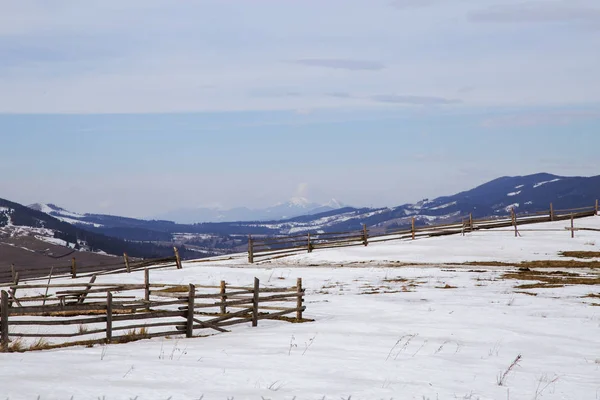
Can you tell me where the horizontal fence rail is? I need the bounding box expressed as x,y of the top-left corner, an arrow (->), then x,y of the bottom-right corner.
247,201 -> 599,262
0,271 -> 306,352
0,247 -> 184,287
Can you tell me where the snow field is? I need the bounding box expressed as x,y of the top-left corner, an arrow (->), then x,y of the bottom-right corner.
1,216 -> 600,399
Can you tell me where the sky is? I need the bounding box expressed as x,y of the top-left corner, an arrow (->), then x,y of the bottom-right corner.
1,0 -> 599,218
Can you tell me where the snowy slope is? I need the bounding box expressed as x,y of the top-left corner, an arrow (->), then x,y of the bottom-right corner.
2,216 -> 600,399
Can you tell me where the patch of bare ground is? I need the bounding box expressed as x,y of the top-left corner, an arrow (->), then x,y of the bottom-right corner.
436,284 -> 457,289
583,293 -> 600,299
463,260 -> 600,269
559,251 -> 600,259
154,285 -> 188,293
501,270 -> 600,289
514,291 -> 538,296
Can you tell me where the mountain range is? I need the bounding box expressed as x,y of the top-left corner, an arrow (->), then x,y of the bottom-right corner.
152,197 -> 346,223
2,173 -> 599,265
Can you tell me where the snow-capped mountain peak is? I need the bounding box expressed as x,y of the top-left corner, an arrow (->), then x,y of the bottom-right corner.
286,197 -> 312,208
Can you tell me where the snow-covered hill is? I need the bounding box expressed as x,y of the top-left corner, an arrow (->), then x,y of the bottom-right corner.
3,215 -> 600,399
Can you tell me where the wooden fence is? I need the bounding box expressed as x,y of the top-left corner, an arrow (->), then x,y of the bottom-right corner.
248,201 -> 599,262
0,271 -> 305,351
0,247 -> 183,286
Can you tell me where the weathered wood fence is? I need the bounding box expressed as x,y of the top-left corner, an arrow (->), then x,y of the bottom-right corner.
0,247 -> 183,286
248,202 -> 599,262
0,272 -> 305,351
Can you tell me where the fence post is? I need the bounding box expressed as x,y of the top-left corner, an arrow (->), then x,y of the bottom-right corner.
10,264 -> 15,283
469,213 -> 474,232
511,208 -> 517,237
307,233 -> 312,253
106,292 -> 113,343
411,217 -> 416,240
71,257 -> 77,279
124,253 -> 130,273
173,247 -> 182,269
144,269 -> 150,309
8,272 -> 19,308
252,278 -> 259,327
220,281 -> 227,315
550,203 -> 554,221
186,284 -> 195,338
248,236 -> 254,264
595,199 -> 598,216
42,267 -> 54,307
1,290 -> 9,349
362,224 -> 368,246
571,214 -> 575,238
296,278 -> 303,321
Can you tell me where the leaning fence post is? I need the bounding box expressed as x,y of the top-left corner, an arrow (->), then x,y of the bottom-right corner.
106,292 -> 113,343
173,247 -> 182,269
362,224 -> 368,246
595,199 -> 599,216
71,257 -> 77,279
186,284 -> 195,338
411,217 -> 416,240
123,253 -> 131,273
248,236 -> 254,264
511,208 -> 517,237
571,214 -> 575,238
252,278 -> 259,327
42,267 -> 54,307
296,278 -> 304,321
1,290 -> 9,349
550,203 -> 554,221
307,233 -> 312,253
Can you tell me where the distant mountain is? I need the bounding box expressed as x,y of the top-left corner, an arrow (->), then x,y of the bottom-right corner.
1,198 -> 194,260
152,197 -> 347,223
22,172 -> 600,250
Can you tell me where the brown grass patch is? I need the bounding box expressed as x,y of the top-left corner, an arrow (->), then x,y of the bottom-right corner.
463,260 -> 600,269
559,251 -> 600,259
28,338 -> 51,351
463,261 -> 515,267
436,284 -> 457,289
514,291 -> 538,296
502,269 -> 600,289
383,277 -> 409,283
583,293 -> 600,299
154,285 -> 189,293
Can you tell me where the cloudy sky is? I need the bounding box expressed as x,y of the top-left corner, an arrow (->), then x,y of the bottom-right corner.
1,0 -> 599,217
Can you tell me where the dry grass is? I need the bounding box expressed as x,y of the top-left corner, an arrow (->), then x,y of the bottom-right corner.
501,269 -> 600,289
1,338 -> 26,353
583,293 -> 600,299
559,251 -> 600,259
28,338 -> 51,351
436,284 -> 457,289
154,285 -> 189,293
463,260 -> 600,269
113,327 -> 150,343
514,291 -> 538,296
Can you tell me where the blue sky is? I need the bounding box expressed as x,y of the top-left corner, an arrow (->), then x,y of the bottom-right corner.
1,0 -> 599,217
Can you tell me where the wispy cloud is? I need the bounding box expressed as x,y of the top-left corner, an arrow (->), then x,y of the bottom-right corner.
370,94 -> 461,105
481,109 -> 600,128
293,59 -> 385,71
470,1 -> 600,24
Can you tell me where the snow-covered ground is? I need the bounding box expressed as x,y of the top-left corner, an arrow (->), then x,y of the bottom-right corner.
2,217 -> 600,399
